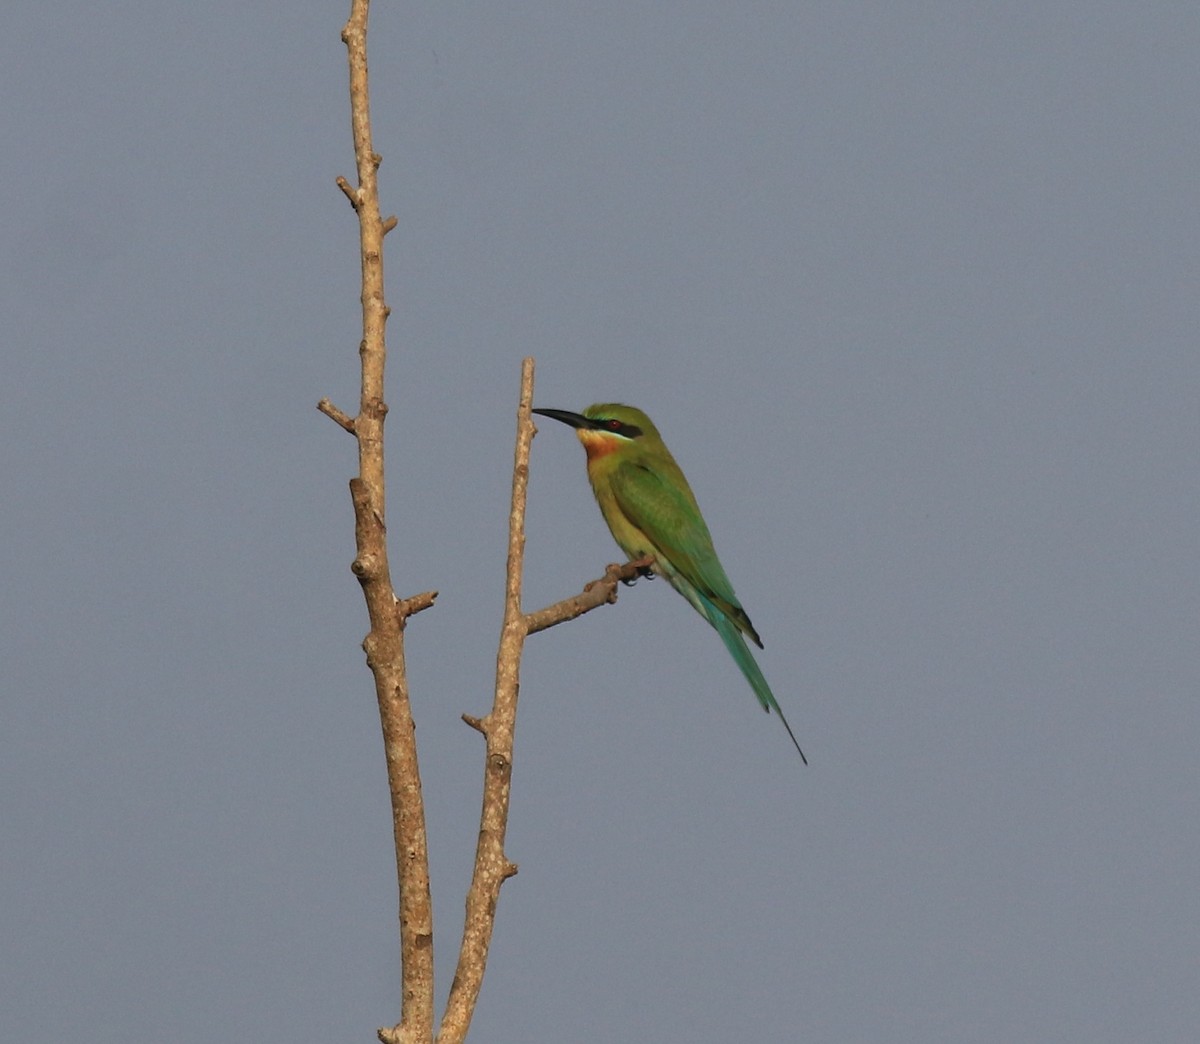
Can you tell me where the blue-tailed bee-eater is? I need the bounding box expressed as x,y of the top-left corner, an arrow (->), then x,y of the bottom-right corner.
533,404 -> 806,763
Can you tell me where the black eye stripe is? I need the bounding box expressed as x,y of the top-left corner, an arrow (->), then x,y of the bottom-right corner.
596,419 -> 643,439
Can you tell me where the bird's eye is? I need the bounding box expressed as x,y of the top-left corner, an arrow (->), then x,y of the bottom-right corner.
607,419 -> 622,431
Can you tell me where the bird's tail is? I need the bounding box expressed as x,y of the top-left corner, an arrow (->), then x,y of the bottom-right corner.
701,597 -> 807,765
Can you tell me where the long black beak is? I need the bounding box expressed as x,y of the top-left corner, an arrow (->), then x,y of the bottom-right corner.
531,408 -> 595,430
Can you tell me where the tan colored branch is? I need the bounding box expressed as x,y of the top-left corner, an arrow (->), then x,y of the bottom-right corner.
323,7 -> 656,1039
437,358 -> 537,1044
396,590 -> 439,621
317,397 -> 357,433
524,557 -> 655,635
320,3 -> 435,1042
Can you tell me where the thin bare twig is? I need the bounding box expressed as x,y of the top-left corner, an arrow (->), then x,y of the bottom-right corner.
318,397 -> 357,434
396,590 -> 439,622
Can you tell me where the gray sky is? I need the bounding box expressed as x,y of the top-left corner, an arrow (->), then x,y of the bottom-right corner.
4,3 -> 1198,1042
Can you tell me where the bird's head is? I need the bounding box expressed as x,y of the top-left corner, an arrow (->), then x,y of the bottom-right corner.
532,403 -> 661,459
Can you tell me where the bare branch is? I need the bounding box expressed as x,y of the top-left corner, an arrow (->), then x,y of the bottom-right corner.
337,2 -> 435,1041
524,557 -> 655,635
317,397 -> 357,433
438,357 -> 536,1044
336,175 -> 361,209
396,590 -> 438,622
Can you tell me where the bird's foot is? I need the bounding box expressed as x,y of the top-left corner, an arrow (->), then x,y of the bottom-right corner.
618,555 -> 656,585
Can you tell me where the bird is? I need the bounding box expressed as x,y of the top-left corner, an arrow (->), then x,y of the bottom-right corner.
532,403 -> 806,763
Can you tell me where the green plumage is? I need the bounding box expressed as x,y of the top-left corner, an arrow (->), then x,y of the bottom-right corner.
533,403 -> 806,763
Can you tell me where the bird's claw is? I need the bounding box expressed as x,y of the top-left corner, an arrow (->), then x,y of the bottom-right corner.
614,557 -> 655,586
622,567 -> 655,586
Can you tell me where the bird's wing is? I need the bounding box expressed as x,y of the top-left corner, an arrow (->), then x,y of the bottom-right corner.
610,459 -> 762,646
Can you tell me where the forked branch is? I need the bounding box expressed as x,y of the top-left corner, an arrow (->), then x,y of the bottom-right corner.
323,7 -> 657,1043
438,359 -> 537,1043
439,386 -> 652,1037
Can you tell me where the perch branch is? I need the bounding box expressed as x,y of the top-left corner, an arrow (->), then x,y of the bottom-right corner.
524,556 -> 655,635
